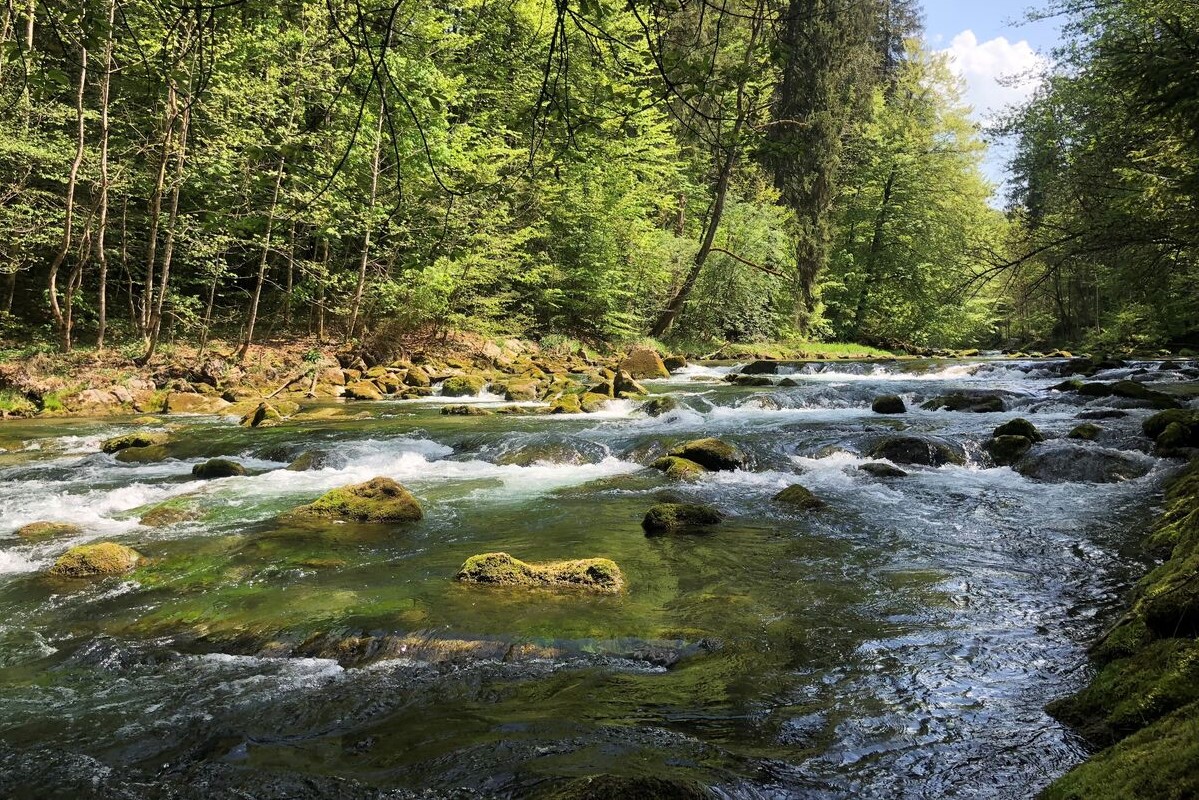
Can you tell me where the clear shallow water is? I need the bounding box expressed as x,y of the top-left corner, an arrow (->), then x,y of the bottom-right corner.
0,357 -> 1195,798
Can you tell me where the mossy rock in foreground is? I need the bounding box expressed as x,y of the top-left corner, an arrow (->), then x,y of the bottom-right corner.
455,552 -> 623,594
642,502 -> 724,534
101,431 -> 169,454
536,774 -> 711,799
16,521 -> 83,541
1041,700 -> 1199,800
292,477 -> 423,523
773,484 -> 827,510
48,542 -> 142,577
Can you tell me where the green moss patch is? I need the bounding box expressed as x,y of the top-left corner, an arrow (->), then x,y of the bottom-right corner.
455,552 -> 624,594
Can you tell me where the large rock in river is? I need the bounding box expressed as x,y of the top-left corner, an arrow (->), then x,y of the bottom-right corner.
871,394 -> 906,414
455,552 -> 624,594
191,458 -> 246,479
619,347 -> 670,380
48,542 -> 142,577
921,391 -> 1006,413
669,438 -> 745,471
773,484 -> 826,510
867,435 -> 965,466
292,477 -> 423,523
651,456 -> 707,480
642,502 -> 724,534
16,521 -> 83,541
1013,442 -> 1153,484
101,431 -> 169,454
441,375 -> 487,397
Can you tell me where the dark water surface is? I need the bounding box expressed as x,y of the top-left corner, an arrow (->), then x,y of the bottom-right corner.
1,357 -> 1194,798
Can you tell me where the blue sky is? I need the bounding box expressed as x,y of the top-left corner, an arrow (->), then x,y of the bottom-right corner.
921,0 -> 1061,195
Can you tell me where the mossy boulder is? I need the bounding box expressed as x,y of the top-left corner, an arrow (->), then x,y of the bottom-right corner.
773,484 -> 826,510
191,458 -> 246,479
1078,380 -> 1180,409
441,375 -> 487,397
240,401 -> 284,428
1139,555 -> 1199,639
871,394 -> 906,414
16,521 -> 83,541
859,462 -> 907,478
344,380 -> 384,401
455,552 -> 623,593
101,431 -> 169,454
1144,409 -> 1198,440
441,404 -> 493,416
641,396 -> 681,417
549,394 -> 582,414
619,347 -> 670,379
921,392 -> 1005,413
651,456 -> 707,480
993,417 -> 1044,442
404,368 -> 432,388
579,392 -> 609,413
668,438 -> 745,471
163,392 -> 231,414
292,477 -> 423,523
613,370 -> 649,396
139,498 -> 202,527
641,502 -> 724,534
1069,422 -> 1103,441
662,355 -> 689,373
48,542 -> 142,577
503,380 -> 540,401
867,435 -> 965,466
985,435 -> 1034,466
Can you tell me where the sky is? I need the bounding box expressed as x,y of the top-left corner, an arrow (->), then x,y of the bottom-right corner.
922,0 -> 1060,197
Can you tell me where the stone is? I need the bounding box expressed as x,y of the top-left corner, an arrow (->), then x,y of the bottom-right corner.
663,355 -> 688,372
641,502 -> 724,534
455,552 -> 623,594
650,456 -> 707,480
441,375 -> 487,397
641,396 -> 681,417
344,380 -> 384,401
773,484 -> 826,510
549,394 -> 582,414
404,368 -> 432,388
1014,442 -> 1153,483
867,435 -> 965,466
1069,423 -> 1102,441
503,380 -> 540,401
16,521 -> 83,541
859,462 -> 908,478
619,347 -> 670,380
580,392 -> 609,413
163,392 -> 231,414
441,404 -> 493,416
668,438 -> 745,471
921,392 -> 1006,413
871,394 -> 906,414
191,458 -> 246,479
986,435 -> 1034,466
48,542 -> 142,577
993,418 -> 1044,442
291,477 -> 423,523
101,432 -> 169,454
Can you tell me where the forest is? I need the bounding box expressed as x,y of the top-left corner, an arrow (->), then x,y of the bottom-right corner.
0,0 -> 1191,358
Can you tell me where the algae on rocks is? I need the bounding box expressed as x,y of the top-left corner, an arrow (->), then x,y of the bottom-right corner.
48,542 -> 142,577
774,484 -> 827,510
291,477 -> 423,523
101,431 -> 169,454
192,458 -> 247,478
651,456 -> 707,480
642,502 -> 724,534
668,438 -> 745,471
16,521 -> 83,541
455,552 -> 624,593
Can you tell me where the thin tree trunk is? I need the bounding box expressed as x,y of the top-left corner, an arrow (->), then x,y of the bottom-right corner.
142,82 -> 178,337
48,42 -> 87,351
198,275 -> 217,358
139,88 -> 191,365
851,164 -> 896,336
94,0 -> 116,349
317,239 -> 329,342
348,93 -> 386,342
236,157 -> 285,362
283,219 -> 296,328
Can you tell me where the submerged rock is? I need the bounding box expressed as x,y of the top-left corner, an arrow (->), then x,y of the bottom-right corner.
441,375 -> 487,397
191,458 -> 246,479
1069,423 -> 1103,441
48,542 -> 142,577
1077,380 -> 1180,409
455,552 -> 623,593
921,391 -> 1005,413
867,435 -> 965,466
619,347 -> 670,380
1014,442 -> 1152,483
668,438 -> 745,471
773,484 -> 826,510
993,417 -> 1044,442
986,435 -> 1034,466
538,775 -> 711,800
292,477 -> 423,523
642,502 -> 724,534
651,456 -> 707,480
871,394 -> 906,414
285,450 -> 344,471
859,462 -> 908,478
139,498 -> 202,527
16,521 -> 83,541
641,396 -> 681,417
441,404 -> 493,416
101,432 -> 169,454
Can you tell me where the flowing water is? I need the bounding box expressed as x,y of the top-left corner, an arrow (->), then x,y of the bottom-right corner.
1,357 -> 1196,798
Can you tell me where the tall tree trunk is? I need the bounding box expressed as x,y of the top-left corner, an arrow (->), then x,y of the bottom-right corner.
94,0 -> 116,349
348,93 -> 386,342
236,157 -> 285,362
139,87 -> 191,365
851,163 -> 896,336
283,219 -> 296,328
47,42 -> 87,352
142,82 -> 178,338
317,239 -> 329,342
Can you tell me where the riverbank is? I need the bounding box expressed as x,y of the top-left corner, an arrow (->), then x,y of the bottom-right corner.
1042,455 -> 1199,799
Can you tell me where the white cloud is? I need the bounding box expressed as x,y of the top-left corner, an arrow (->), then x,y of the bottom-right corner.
939,30 -> 1046,124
